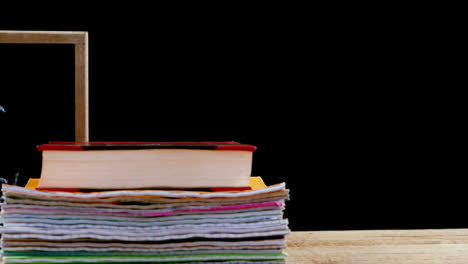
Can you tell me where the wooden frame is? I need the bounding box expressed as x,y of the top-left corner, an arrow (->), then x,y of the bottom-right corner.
0,30 -> 89,142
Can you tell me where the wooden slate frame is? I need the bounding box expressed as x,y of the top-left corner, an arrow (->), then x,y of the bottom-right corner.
0,30 -> 89,142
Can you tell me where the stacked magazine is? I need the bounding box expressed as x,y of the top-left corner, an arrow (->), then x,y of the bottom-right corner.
0,177 -> 290,263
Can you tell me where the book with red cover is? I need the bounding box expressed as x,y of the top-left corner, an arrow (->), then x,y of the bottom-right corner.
37,141 -> 256,190
37,141 -> 257,152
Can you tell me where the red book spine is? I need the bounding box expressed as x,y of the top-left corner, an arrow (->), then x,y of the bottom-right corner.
37,145 -> 84,151
48,141 -> 239,144
35,187 -> 252,192
209,186 -> 252,192
215,145 -> 257,151
37,141 -> 257,152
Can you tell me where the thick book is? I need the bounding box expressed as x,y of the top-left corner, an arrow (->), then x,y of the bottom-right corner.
36,141 -> 256,190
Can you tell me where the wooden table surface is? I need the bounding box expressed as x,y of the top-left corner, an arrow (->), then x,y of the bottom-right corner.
287,229 -> 468,263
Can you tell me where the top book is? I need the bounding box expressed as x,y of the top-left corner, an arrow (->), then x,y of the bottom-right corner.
36,141 -> 256,190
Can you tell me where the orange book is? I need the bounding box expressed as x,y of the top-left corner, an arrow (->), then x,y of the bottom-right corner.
28,177 -> 267,193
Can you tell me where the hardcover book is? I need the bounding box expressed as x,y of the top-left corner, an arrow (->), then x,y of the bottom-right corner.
36,141 -> 256,190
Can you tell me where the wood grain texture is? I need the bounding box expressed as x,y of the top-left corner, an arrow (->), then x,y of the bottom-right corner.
286,229 -> 468,264
0,30 -> 89,142
0,31 -> 85,44
75,33 -> 89,142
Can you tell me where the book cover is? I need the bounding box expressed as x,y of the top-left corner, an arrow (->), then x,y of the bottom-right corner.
37,141 -> 257,152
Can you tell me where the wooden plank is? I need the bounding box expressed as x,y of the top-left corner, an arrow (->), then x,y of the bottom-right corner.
74,33 -> 89,142
287,229 -> 468,264
0,31 -> 85,44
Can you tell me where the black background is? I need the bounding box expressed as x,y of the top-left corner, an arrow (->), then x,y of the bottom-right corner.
0,13 -> 464,231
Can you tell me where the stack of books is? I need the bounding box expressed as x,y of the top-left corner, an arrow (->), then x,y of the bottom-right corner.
1,142 -> 290,263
